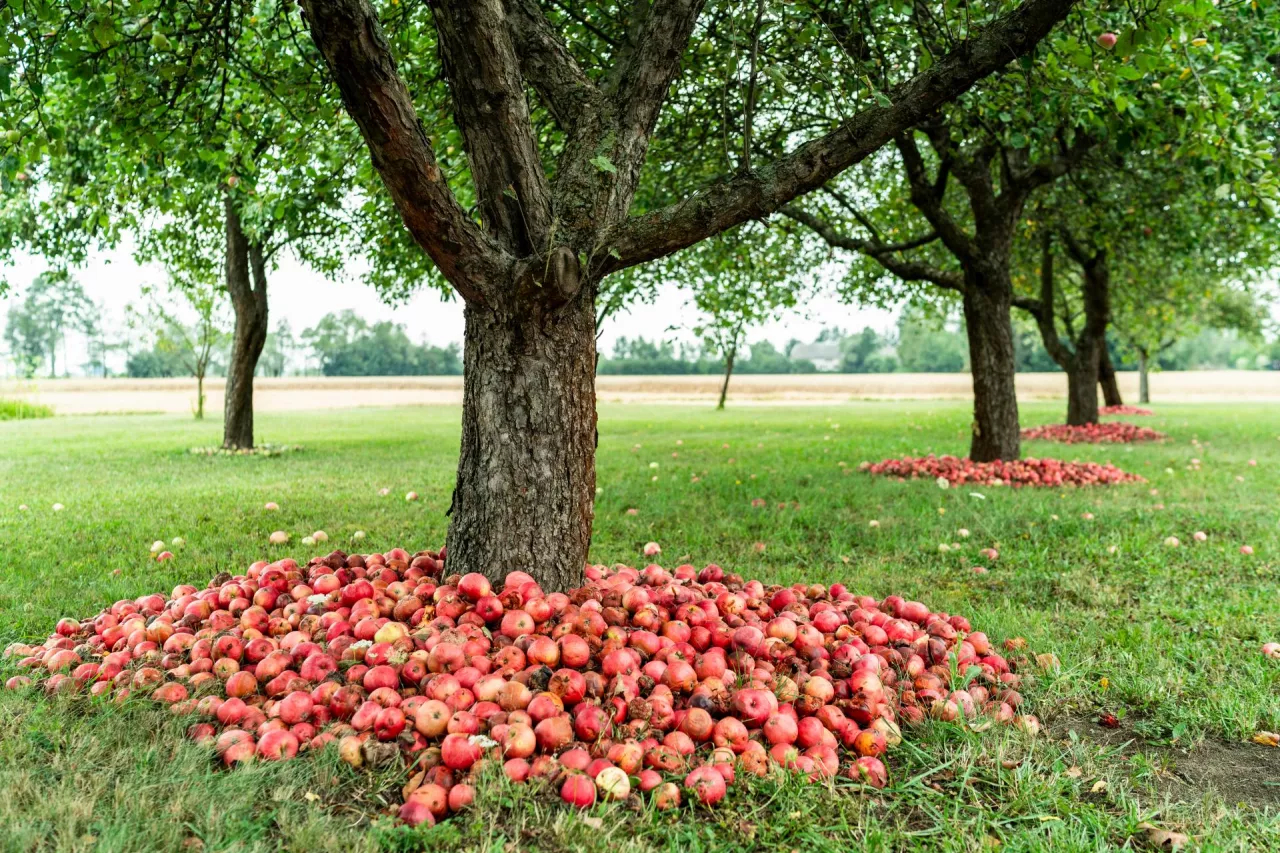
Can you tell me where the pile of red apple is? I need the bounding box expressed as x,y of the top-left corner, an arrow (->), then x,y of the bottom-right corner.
3,549 -> 1040,827
1020,422 -> 1164,444
1099,405 -> 1153,416
861,454 -> 1142,487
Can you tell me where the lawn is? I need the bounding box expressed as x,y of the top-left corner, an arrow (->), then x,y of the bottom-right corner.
1,401 -> 1278,852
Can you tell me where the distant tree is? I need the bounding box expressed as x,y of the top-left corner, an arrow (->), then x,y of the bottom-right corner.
78,302 -> 113,377
4,297 -> 50,378
679,225 -> 810,409
3,274 -> 93,378
259,320 -> 296,379
126,347 -> 188,379
815,327 -> 847,344
737,340 -> 802,375
129,282 -> 230,419
302,311 -> 463,377
896,311 -> 968,373
840,327 -> 898,374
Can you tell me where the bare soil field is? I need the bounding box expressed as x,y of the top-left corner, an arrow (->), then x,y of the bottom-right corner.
1,370 -> 1275,415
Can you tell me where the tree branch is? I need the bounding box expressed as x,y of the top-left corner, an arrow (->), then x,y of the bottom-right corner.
895,131 -> 980,260
782,205 -> 963,291
503,0 -> 604,130
603,0 -> 1076,272
431,0 -> 555,254
1027,229 -> 1074,367
297,0 -> 507,303
1008,130 -> 1096,194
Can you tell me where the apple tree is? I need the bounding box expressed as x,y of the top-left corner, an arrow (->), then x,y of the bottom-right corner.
785,0 -> 1280,459
0,0 -> 431,448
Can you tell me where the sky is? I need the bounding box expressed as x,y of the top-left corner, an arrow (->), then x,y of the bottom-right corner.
1,242 -> 898,376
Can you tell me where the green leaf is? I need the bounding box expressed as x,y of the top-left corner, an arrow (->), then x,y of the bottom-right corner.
873,92 -> 893,108
1214,183 -> 1231,199
590,155 -> 617,175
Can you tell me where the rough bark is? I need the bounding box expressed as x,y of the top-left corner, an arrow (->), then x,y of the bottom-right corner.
1061,231 -> 1110,424
444,276 -> 598,590
1065,355 -> 1100,425
718,345 -> 736,410
1098,347 -> 1123,406
962,270 -> 1021,462
1020,230 -> 1109,425
223,199 -> 270,450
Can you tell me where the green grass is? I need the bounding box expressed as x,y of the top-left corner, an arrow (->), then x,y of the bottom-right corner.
0,397 -> 54,421
2,401 -> 1278,852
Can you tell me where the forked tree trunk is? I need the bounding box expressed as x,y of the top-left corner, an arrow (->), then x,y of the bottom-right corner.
717,345 -> 736,410
1138,351 -> 1150,403
1065,345 -> 1101,426
444,284 -> 598,590
962,276 -> 1020,462
223,199 -> 270,450
1098,347 -> 1123,407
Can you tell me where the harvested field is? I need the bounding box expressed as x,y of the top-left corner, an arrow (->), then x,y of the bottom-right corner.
1,370 -> 1275,415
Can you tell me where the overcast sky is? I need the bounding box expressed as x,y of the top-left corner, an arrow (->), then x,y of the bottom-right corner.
1,242 -> 898,375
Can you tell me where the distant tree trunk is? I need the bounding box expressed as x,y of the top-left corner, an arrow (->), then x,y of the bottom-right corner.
1065,348 -> 1100,426
223,198 -> 270,450
1028,230 -> 1110,426
195,370 -> 206,420
1098,347 -> 1123,406
717,343 -> 737,410
1138,349 -> 1150,403
962,273 -> 1020,462
444,278 -> 598,591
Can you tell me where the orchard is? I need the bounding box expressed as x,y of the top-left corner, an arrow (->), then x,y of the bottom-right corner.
3,0 -> 1280,846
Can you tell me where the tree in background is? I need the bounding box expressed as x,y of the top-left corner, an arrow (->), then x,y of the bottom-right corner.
1,1 -> 430,449
1,273 -> 93,378
896,309 -> 969,373
840,328 -> 898,374
788,2 -> 1280,459
4,297 -> 50,378
259,320 -> 297,379
302,311 -> 463,377
1011,143 -> 1277,424
1115,280 -> 1270,403
677,225 -> 809,409
128,283 -> 230,420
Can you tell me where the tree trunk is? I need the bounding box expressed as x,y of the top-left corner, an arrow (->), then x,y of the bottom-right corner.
962,277 -> 1020,462
1138,350 -> 1150,404
195,371 -> 205,420
1098,347 -> 1123,407
1065,349 -> 1101,426
223,198 -> 270,450
717,346 -> 736,410
444,283 -> 598,593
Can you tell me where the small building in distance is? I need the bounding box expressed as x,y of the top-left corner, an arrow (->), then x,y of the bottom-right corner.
788,342 -> 842,372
